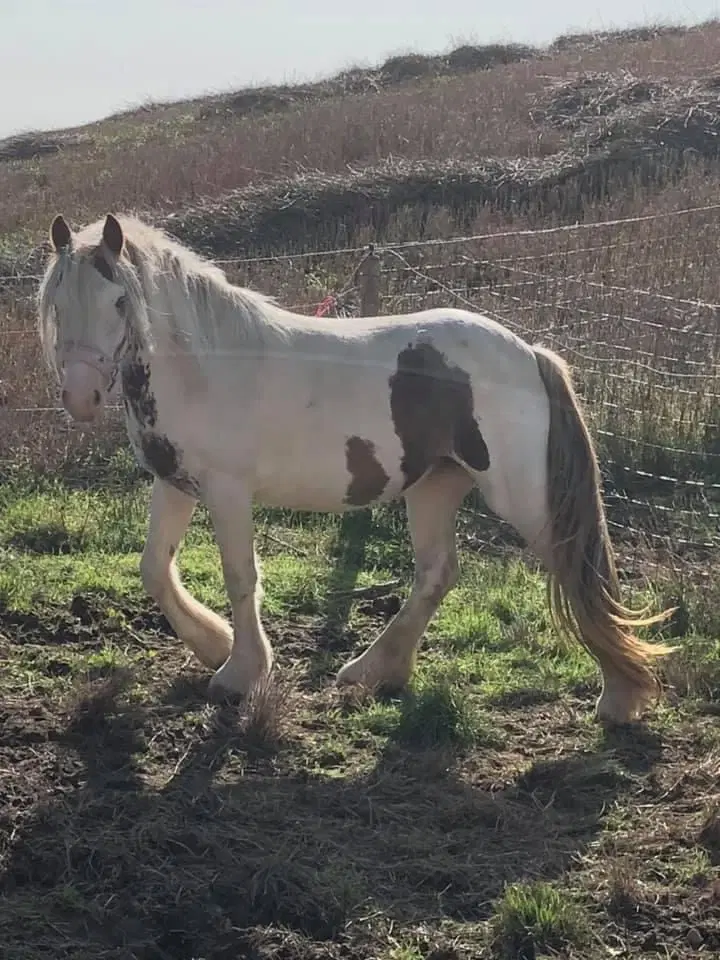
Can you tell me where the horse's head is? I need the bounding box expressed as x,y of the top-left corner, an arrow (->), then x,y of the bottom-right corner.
39,212 -> 133,423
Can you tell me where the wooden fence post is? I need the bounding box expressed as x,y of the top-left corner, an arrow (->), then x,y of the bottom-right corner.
357,244 -> 382,316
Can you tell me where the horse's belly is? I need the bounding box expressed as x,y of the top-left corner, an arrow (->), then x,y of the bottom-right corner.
251,439 -> 407,512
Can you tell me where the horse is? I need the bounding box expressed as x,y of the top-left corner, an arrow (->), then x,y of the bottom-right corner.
37,212 -> 675,723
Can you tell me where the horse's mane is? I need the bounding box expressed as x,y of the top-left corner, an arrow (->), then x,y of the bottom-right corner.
38,214 -> 290,377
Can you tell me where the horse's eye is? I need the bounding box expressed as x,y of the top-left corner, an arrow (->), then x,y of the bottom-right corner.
116,295 -> 127,312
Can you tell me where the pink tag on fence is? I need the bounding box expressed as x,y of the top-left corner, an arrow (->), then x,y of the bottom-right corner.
314,295 -> 336,317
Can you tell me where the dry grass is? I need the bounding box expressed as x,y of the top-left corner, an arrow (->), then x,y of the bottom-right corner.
2,21 -> 720,244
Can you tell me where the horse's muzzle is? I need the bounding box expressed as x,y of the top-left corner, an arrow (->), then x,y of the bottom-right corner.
60,361 -> 107,422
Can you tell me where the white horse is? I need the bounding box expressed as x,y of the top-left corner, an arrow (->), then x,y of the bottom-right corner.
37,213 -> 675,723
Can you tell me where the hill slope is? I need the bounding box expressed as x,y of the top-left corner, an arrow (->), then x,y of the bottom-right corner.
2,19 -> 720,266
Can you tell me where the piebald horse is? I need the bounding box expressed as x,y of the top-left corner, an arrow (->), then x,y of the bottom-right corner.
37,213 -> 674,723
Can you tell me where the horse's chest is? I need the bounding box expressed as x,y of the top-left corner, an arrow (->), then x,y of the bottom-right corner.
121,358 -> 201,498
121,358 -> 158,428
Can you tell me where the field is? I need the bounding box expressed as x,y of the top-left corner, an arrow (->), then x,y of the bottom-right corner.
1,18 -> 720,960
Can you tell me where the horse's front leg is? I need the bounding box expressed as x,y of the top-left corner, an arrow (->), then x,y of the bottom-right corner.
140,478 -> 232,669
204,475 -> 273,699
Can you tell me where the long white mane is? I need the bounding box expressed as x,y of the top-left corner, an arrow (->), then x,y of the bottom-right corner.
38,214 -> 290,376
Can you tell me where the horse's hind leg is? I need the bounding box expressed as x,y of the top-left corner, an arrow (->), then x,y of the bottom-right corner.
337,459 -> 473,691
140,478 -> 232,670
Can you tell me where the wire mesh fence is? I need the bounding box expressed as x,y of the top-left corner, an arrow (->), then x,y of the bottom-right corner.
2,204 -> 718,562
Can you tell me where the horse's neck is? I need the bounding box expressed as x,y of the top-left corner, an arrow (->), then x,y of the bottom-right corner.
125,323 -> 149,364
132,261 -> 281,372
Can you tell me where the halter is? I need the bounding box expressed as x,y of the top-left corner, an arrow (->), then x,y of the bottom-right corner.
57,334 -> 128,395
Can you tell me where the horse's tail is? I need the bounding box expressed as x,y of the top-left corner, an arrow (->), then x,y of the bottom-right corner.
532,343 -> 676,716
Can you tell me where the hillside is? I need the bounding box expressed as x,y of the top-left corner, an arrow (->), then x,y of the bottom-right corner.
2,20 -> 720,266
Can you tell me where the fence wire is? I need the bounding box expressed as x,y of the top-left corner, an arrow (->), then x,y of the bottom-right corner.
2,205 -> 719,557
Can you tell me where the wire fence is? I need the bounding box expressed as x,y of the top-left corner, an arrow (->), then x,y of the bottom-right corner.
2,202 -> 719,561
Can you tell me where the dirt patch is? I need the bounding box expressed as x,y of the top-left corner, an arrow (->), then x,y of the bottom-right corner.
1,616 -> 718,959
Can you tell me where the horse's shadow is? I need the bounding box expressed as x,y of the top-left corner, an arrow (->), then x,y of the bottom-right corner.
0,667 -> 660,960
305,508 -> 408,682
322,510 -> 371,631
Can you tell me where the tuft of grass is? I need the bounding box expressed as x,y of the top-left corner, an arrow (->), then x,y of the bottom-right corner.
384,947 -> 424,960
245,855 -> 369,938
516,752 -> 632,810
604,861 -> 647,920
364,669 -> 499,750
242,676 -> 292,751
489,880 -> 589,959
663,635 -> 720,703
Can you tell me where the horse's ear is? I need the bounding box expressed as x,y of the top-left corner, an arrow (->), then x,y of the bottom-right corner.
50,214 -> 72,252
102,213 -> 124,257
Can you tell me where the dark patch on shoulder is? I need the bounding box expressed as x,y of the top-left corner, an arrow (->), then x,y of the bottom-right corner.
139,433 -> 201,498
343,436 -> 390,506
389,340 -> 490,488
93,254 -> 114,282
121,359 -> 157,428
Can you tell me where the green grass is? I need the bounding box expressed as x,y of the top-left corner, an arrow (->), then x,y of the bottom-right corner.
1,474 -> 719,960
359,668 -> 501,751
489,880 -> 589,958
0,474 -> 716,704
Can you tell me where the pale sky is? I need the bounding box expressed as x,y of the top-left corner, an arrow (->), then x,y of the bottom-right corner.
1,0 -> 718,139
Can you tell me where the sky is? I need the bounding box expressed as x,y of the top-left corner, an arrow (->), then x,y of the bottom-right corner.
1,0 -> 719,139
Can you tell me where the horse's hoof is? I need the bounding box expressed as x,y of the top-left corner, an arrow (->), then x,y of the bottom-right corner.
335,660 -> 370,688
207,675 -> 245,705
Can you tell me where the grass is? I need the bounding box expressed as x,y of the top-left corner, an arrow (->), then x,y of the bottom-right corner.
2,21 -> 719,246
489,880 -> 589,958
359,669 -> 501,751
0,475 -> 719,959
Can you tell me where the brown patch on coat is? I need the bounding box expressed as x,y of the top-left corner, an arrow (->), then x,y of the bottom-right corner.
344,436 -> 390,506
139,433 -> 201,498
389,340 -> 490,488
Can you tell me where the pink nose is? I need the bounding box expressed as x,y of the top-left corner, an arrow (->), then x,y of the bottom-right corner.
60,362 -> 105,421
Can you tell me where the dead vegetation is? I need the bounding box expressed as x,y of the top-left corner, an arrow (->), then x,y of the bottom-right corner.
0,130 -> 95,165
196,41 -> 537,123
532,69 -> 720,159
4,20 -> 720,251
0,630 -> 718,960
